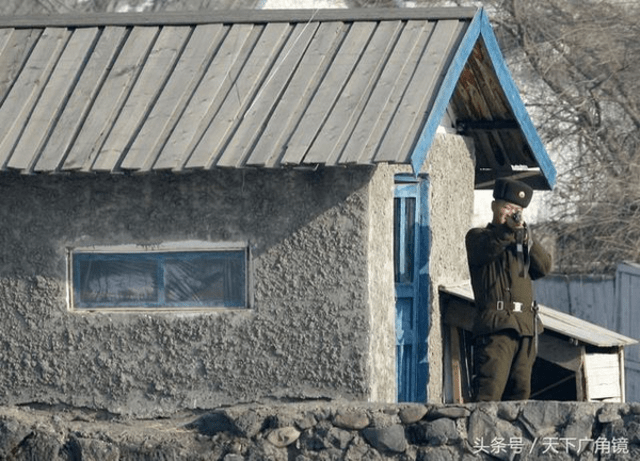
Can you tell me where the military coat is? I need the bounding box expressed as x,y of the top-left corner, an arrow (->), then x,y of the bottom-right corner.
465,223 -> 552,337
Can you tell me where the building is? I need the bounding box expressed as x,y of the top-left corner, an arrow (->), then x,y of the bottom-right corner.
0,7 -> 556,416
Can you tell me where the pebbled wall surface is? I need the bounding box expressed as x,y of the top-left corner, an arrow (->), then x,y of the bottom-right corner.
0,167 -> 393,416
421,133 -> 476,402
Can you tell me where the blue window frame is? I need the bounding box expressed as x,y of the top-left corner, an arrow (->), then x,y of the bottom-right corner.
71,244 -> 249,310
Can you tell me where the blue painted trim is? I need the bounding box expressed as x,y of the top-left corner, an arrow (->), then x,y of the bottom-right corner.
410,9 -> 557,189
415,177 -> 430,402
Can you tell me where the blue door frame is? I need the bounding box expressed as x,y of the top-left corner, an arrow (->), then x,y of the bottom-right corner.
394,174 -> 430,402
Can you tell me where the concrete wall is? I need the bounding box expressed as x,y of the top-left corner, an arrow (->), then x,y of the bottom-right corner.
366,165 -> 397,403
0,167 -> 396,416
421,133 -> 476,402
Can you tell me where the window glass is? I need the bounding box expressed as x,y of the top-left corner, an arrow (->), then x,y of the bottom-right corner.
77,256 -> 159,306
394,197 -> 416,284
164,252 -> 245,306
72,247 -> 247,310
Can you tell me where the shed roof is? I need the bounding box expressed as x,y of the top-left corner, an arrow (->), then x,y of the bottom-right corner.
0,8 -> 555,189
441,282 -> 638,348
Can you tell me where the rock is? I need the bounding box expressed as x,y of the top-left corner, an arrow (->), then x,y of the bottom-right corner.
497,402 -> 520,421
245,438 -> 289,461
518,401 -> 567,438
185,412 -> 236,436
428,406 -> 471,420
223,455 -> 244,461
628,402 -> 640,415
562,414 -> 596,456
294,412 -> 317,430
416,446 -> 460,461
68,437 -> 120,461
318,447 -> 355,460
370,410 -> 400,429
618,415 -> 640,444
333,410 -> 370,430
467,409 -> 495,445
266,426 -> 301,448
418,418 -> 460,446
12,432 -> 66,461
597,406 -> 621,424
0,418 -> 31,458
226,409 -> 263,438
299,420 -> 334,451
325,426 -> 353,450
399,405 -> 428,424
345,439 -> 385,461
362,424 -> 407,453
468,408 -> 525,461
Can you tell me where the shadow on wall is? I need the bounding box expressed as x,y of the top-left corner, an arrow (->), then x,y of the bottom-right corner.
0,167 -> 375,277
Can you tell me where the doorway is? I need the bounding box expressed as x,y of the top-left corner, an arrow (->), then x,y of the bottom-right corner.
394,174 -> 430,402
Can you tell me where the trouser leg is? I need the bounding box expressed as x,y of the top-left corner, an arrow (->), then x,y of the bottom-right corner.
502,335 -> 536,401
473,332 -> 518,402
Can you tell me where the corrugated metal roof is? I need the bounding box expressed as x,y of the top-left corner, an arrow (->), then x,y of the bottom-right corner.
441,282 -> 638,348
0,8 -> 556,188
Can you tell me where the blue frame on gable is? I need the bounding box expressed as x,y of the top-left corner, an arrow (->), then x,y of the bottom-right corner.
409,9 -> 557,190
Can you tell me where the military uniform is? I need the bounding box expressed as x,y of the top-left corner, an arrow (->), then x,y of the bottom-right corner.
465,179 -> 552,401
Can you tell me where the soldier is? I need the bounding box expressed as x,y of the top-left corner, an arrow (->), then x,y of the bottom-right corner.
465,178 -> 552,401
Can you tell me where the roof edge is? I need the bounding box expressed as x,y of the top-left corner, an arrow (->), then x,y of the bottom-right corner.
477,10 -> 557,190
410,9 -> 557,190
409,8 -> 482,175
0,7 -> 479,29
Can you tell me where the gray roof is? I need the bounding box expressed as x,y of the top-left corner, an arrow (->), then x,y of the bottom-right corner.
0,8 -> 556,188
441,282 -> 638,348
0,0 -> 262,15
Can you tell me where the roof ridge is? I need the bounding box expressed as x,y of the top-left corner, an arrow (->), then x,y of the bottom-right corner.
0,7 -> 479,29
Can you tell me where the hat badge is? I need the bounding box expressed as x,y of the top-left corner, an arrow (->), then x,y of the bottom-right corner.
518,191 -> 525,198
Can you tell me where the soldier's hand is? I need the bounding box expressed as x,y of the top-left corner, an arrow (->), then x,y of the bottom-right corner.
505,212 -> 525,230
499,204 -> 525,229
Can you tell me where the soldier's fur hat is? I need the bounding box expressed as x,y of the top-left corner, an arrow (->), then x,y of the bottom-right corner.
493,178 -> 533,208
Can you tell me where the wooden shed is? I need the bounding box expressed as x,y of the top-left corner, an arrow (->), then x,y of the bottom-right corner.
0,7 -> 557,414
441,283 -> 638,403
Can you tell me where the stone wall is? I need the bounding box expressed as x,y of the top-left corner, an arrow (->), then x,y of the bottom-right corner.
1,401 -> 638,460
